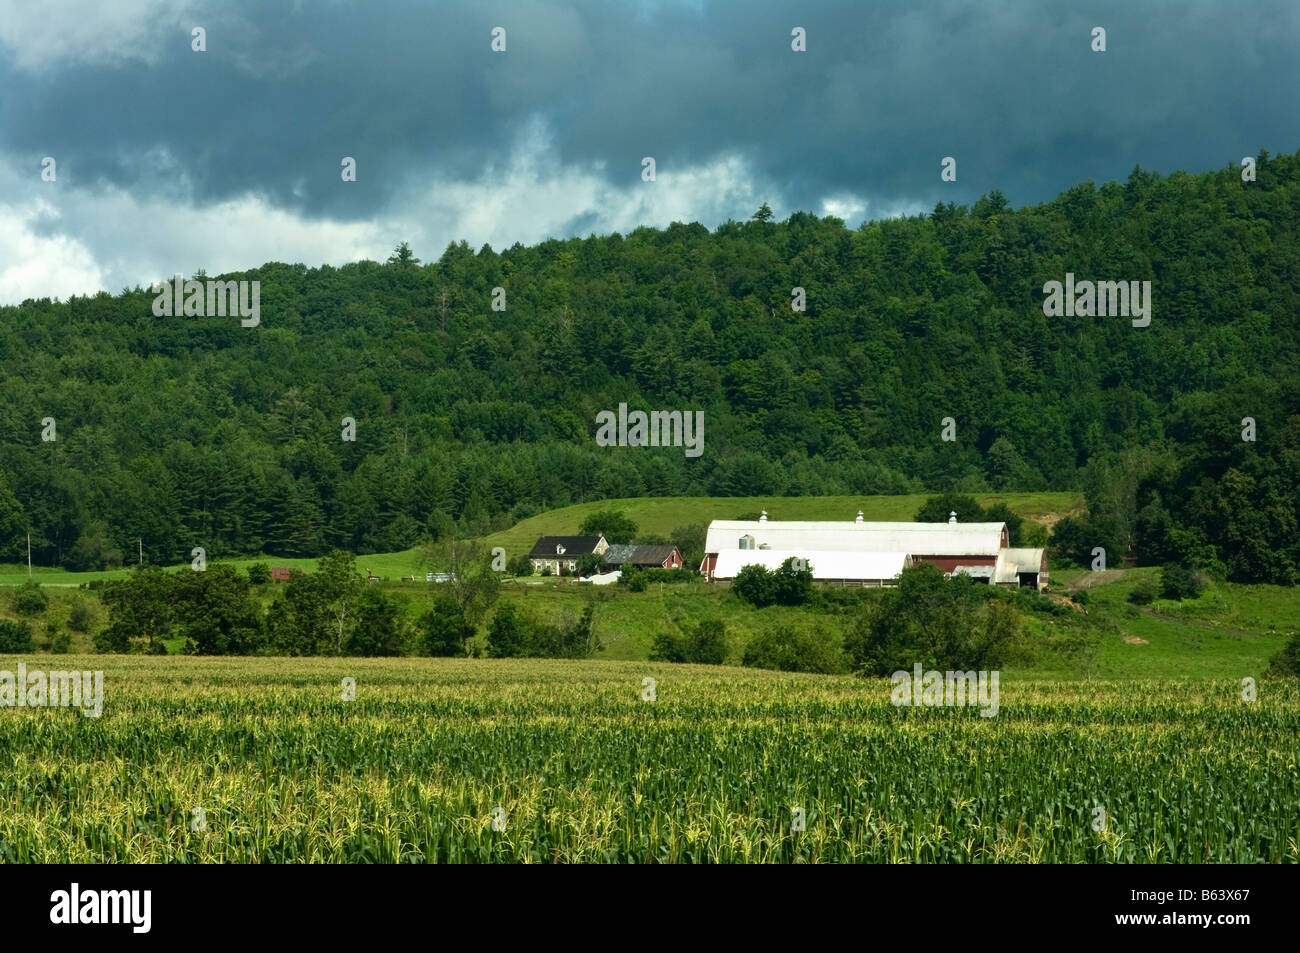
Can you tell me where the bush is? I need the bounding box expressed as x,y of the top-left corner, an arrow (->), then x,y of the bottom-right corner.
989,585 -> 1070,617
688,619 -> 727,664
578,509 -> 637,544
1072,588 -> 1090,606
0,619 -> 32,652
651,619 -> 727,664
732,564 -> 777,607
733,558 -> 813,608
1268,631 -> 1300,676
649,631 -> 688,663
773,557 -> 814,605
1050,515 -> 1123,569
621,568 -> 647,592
1160,563 -> 1205,600
67,600 -> 95,633
246,562 -> 271,585
487,603 -> 597,658
487,604 -> 528,658
507,554 -> 534,576
670,523 -> 708,572
14,581 -> 49,616
1128,581 -> 1157,605
346,589 -> 406,657
844,563 -> 1023,676
50,630 -> 72,654
742,624 -> 847,674
421,595 -> 474,657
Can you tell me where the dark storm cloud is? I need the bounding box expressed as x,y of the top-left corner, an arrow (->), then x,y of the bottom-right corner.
1,0 -> 1297,226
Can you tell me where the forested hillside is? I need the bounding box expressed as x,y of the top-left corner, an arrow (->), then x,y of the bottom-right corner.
1,152 -> 1298,580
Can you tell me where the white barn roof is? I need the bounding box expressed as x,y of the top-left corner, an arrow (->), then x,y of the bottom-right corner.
711,549 -> 912,581
995,548 -> 1047,584
704,519 -> 1007,556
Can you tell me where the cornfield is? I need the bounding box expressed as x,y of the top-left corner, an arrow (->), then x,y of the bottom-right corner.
0,656 -> 1296,863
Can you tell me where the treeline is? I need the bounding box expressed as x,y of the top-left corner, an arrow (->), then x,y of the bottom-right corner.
86,548 -> 608,659
2,151 -> 1300,581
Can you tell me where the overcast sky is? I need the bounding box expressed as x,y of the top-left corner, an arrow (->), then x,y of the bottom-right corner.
1,0 -> 1296,304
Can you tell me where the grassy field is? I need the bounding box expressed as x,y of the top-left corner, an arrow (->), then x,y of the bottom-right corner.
0,656 -> 1294,863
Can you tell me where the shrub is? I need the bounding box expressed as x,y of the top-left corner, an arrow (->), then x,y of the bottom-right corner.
688,619 -> 727,664
487,604 -> 528,658
1268,631 -> 1300,676
67,601 -> 95,633
742,625 -> 847,674
507,554 -> 534,576
487,603 -> 597,659
246,562 -> 271,585
621,568 -> 647,592
50,630 -> 71,654
732,564 -> 777,607
346,589 -> 406,657
14,581 -> 49,616
1072,588 -> 1090,606
652,620 -> 727,664
0,619 -> 32,652
1160,563 -> 1205,600
733,558 -> 813,608
577,553 -> 606,577
670,523 -> 708,571
773,557 -> 813,605
527,605 -> 597,658
578,509 -> 637,544
1050,515 -> 1123,569
844,563 -> 1023,676
1128,581 -> 1157,605
649,631 -> 688,663
421,595 -> 474,657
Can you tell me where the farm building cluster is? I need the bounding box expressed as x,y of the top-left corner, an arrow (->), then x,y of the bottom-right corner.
699,510 -> 1048,590
262,510 -> 1046,590
515,510 -> 1046,590
526,535 -> 684,576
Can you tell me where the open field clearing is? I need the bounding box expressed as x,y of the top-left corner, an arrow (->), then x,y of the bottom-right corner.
1,656 -> 1295,863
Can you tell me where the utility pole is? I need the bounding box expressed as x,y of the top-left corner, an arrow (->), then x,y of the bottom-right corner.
139,538 -> 143,566
27,532 -> 32,579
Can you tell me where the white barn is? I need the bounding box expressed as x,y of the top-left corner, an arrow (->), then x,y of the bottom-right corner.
700,510 -> 1047,590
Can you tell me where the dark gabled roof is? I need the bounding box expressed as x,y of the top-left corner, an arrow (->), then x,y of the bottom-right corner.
603,544 -> 679,566
528,535 -> 603,558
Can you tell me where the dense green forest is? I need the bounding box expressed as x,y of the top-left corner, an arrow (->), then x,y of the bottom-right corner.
1,151 -> 1298,582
